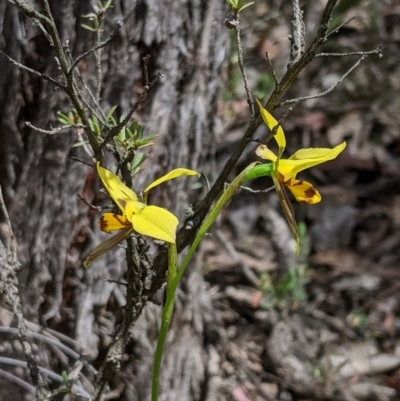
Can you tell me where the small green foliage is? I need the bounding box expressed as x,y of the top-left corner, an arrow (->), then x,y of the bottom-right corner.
57,109 -> 80,125
259,222 -> 310,309
225,0 -> 254,14
81,0 -> 114,32
347,309 -> 368,332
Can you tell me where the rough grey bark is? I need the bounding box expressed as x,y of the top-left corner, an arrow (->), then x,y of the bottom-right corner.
0,0 -> 228,399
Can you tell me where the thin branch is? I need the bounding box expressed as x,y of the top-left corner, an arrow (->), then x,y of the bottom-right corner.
288,0 -> 306,69
35,0 -> 103,162
266,107 -> 293,143
0,50 -> 65,90
25,122 -> 86,135
77,194 -> 103,212
95,29 -> 102,102
101,70 -> 163,148
265,52 -> 280,90
143,54 -> 151,86
316,46 -> 383,57
276,55 -> 366,108
240,185 -> 275,194
68,21 -> 122,75
234,15 -> 255,120
326,16 -> 356,38
71,157 -> 93,167
64,40 -> 109,125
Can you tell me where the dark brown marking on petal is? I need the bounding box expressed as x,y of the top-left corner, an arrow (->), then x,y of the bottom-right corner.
118,199 -> 126,208
99,215 -> 109,231
304,186 -> 317,199
291,180 -> 304,187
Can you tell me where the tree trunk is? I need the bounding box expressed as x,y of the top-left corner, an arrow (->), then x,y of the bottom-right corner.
0,0 -> 228,399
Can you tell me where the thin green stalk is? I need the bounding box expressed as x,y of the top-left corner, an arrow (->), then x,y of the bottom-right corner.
151,243 -> 177,401
173,162 -> 258,287
151,163 -> 258,401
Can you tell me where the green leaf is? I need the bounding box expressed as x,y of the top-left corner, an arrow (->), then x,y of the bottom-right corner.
81,24 -> 96,32
239,2 -> 254,12
106,105 -> 118,123
73,140 -> 89,147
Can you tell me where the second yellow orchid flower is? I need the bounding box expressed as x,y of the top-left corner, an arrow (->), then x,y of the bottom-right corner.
255,98 -> 346,247
84,163 -> 200,267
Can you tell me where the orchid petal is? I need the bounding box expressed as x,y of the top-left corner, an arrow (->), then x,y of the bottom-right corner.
99,213 -> 131,233
97,162 -> 138,212
83,228 -> 133,268
272,176 -> 300,253
278,142 -> 346,181
130,205 -> 179,243
285,179 -> 322,204
256,98 -> 286,157
143,168 -> 200,194
256,144 -> 278,162
289,142 -> 346,161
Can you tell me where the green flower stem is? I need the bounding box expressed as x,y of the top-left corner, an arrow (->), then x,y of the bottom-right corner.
151,242 -> 177,401
242,162 -> 274,183
151,163 -> 257,401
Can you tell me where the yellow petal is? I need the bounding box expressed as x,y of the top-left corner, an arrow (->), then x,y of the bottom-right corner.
256,144 -> 278,162
83,227 -> 133,268
255,98 -> 286,157
278,142 -> 346,181
99,213 -> 131,233
130,205 -> 178,243
285,179 -> 321,204
124,200 -> 146,220
96,162 -> 138,212
289,142 -> 346,161
143,168 -> 200,194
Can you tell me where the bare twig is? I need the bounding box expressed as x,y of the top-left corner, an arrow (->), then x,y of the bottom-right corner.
77,194 -> 103,212
316,45 -> 383,57
265,107 -> 293,143
326,16 -> 356,38
68,21 -> 122,75
233,15 -> 255,120
25,122 -> 86,135
63,40 -> 109,125
0,188 -> 49,399
143,54 -> 151,86
265,52 -> 280,90
240,185 -> 275,194
71,156 -> 93,167
277,55 -> 367,108
0,50 -> 65,90
29,0 -> 104,162
288,0 -> 306,69
101,70 -> 163,148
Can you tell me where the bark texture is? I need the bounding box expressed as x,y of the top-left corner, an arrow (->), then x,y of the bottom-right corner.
0,0 -> 228,399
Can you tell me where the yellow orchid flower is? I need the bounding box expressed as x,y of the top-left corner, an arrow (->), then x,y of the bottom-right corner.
84,163 -> 200,267
255,98 -> 346,247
